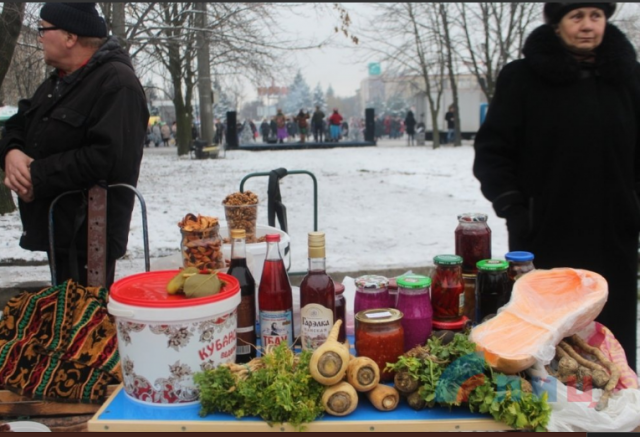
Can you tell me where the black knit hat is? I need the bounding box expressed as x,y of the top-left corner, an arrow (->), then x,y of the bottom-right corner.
543,3 -> 616,25
40,2 -> 107,37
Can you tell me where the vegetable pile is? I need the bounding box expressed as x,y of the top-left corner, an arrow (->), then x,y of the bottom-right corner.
194,343 -> 325,431
386,331 -> 551,431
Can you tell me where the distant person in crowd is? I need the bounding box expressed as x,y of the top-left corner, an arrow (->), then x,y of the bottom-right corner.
160,122 -> 171,147
152,121 -> 161,147
473,2 -> 639,370
191,123 -> 199,140
171,120 -> 177,139
286,116 -> 297,142
328,108 -> 343,142
0,2 -> 148,289
374,116 -> 384,140
340,119 -> 349,141
213,118 -> 223,144
405,110 -> 417,146
260,118 -> 270,143
311,105 -> 325,142
444,104 -> 455,144
275,109 -> 287,144
269,116 -> 277,141
295,109 -> 310,144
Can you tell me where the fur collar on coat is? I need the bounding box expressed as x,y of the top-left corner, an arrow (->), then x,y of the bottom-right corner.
522,23 -> 638,85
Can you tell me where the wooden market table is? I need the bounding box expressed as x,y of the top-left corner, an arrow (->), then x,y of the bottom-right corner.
88,384 -> 511,432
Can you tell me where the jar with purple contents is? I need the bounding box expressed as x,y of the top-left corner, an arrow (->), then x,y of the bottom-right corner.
455,213 -> 491,275
395,275 -> 433,352
354,275 -> 390,314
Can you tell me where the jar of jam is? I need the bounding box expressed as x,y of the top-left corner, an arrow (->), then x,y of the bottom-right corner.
334,282 -> 346,343
387,277 -> 398,308
475,259 -> 510,324
505,251 -> 535,282
462,273 -> 476,321
354,275 -> 390,314
431,255 -> 464,322
355,308 -> 404,382
395,275 -> 433,351
455,213 -> 491,275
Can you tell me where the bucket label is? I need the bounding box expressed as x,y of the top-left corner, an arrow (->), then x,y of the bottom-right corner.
259,309 -> 293,348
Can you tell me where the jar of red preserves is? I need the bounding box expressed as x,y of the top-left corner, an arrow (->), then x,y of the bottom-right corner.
431,255 -> 464,322
455,213 -> 491,275
355,308 -> 404,382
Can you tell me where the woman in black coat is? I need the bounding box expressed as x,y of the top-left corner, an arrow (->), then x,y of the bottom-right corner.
473,3 -> 640,370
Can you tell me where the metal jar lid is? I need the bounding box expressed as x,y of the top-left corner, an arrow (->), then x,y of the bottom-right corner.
355,308 -> 403,324
354,274 -> 389,290
476,259 -> 509,271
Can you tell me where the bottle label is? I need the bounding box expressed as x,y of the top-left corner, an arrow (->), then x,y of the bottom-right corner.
459,292 -> 465,316
300,303 -> 334,351
259,309 -> 294,348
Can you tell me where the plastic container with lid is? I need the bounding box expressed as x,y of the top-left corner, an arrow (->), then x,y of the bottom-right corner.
455,213 -> 491,275
108,270 -> 241,405
431,255 -> 465,322
354,275 -> 390,314
354,308 -> 404,382
395,275 -> 433,351
475,259 -> 510,325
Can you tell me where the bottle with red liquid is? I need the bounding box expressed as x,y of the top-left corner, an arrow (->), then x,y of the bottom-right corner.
455,213 -> 491,275
258,234 -> 294,349
228,229 -> 256,363
300,232 -> 335,351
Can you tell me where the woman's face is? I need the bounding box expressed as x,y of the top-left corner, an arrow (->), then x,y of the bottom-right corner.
556,7 -> 606,52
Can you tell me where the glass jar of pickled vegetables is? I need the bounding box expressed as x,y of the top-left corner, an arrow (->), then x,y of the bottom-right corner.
455,213 -> 491,275
354,275 -> 390,314
395,275 -> 433,352
475,259 -> 510,324
355,308 -> 404,382
431,255 -> 464,322
505,251 -> 535,282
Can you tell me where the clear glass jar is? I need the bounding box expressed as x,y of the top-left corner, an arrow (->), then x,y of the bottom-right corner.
505,251 -> 535,282
355,308 -> 404,382
475,259 -> 510,324
180,224 -> 224,270
395,275 -> 433,352
455,213 -> 491,275
354,275 -> 390,314
431,255 -> 464,322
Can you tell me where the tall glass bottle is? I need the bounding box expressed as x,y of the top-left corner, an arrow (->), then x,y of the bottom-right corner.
228,229 -> 256,363
258,234 -> 294,348
299,232 -> 335,351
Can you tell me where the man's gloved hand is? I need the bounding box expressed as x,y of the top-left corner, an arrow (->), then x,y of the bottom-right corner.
504,204 -> 531,241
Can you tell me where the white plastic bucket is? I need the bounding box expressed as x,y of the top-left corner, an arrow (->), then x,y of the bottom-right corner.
108,270 -> 240,406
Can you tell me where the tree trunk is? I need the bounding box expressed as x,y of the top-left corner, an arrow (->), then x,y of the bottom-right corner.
430,110 -> 440,149
196,3 -> 214,146
0,2 -> 25,106
439,4 -> 462,147
110,3 -> 128,52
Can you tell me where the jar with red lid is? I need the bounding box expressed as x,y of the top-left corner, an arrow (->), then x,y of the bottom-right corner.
455,213 -> 491,275
431,255 -> 465,322
334,282 -> 346,343
355,308 -> 404,382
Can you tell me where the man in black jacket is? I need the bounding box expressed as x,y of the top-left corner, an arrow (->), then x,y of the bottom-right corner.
0,3 -> 149,289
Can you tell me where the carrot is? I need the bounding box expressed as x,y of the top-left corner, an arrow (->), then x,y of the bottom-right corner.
347,356 -> 380,392
322,381 -> 358,416
309,320 -> 350,386
366,384 -> 400,411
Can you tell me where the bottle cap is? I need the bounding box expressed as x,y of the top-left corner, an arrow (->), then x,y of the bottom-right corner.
230,229 -> 246,239
265,234 -> 280,243
433,254 -> 463,265
476,259 -> 509,271
397,274 -> 431,289
505,251 -> 535,262
308,231 -> 326,258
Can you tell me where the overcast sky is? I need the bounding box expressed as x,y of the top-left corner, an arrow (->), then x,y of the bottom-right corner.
242,3 -> 374,102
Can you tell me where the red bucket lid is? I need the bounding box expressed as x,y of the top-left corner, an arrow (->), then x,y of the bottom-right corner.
109,270 -> 240,308
432,316 -> 470,331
